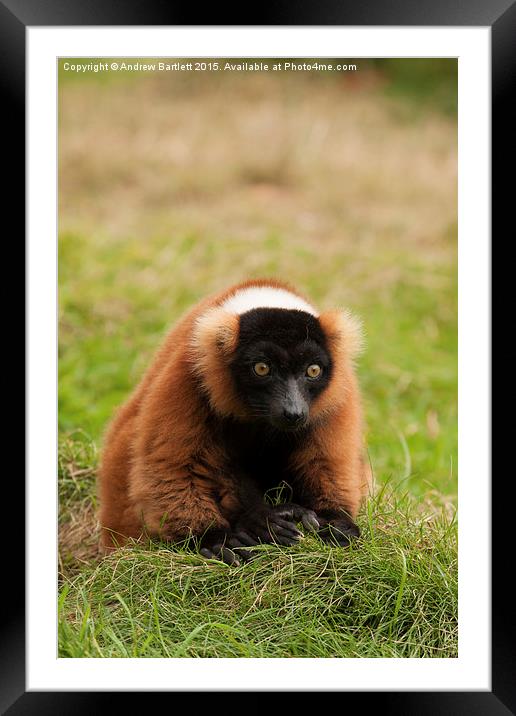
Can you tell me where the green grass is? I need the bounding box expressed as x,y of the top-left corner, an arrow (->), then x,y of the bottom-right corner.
59,437 -> 457,658
58,60 -> 457,658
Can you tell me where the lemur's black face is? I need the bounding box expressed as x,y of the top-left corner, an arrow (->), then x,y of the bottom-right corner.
230,308 -> 332,431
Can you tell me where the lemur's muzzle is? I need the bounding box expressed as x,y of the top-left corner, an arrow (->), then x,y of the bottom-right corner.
273,378 -> 309,430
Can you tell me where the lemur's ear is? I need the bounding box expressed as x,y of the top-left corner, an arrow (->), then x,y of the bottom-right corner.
318,309 -> 365,360
189,308 -> 242,417
191,308 -> 239,360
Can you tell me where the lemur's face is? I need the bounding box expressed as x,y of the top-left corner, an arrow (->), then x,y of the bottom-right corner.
230,308 -> 332,431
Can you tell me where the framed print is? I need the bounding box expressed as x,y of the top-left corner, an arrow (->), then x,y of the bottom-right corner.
2,0 -> 511,711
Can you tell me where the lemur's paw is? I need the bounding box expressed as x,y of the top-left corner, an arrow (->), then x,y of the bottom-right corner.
235,506 -> 304,547
199,529 -> 256,565
269,503 -> 320,533
317,516 -> 360,547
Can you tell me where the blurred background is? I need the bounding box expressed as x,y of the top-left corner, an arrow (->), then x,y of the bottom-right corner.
58,58 -> 457,503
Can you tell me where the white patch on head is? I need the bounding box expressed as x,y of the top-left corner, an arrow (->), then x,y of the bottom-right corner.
222,287 -> 318,317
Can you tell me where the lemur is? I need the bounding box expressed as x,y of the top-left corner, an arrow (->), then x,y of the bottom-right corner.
98,279 -> 371,564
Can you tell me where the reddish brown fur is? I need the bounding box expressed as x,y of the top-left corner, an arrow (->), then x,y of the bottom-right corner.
98,279 -> 371,550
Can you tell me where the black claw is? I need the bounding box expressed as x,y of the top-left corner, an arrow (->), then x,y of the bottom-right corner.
318,527 -> 351,547
301,513 -> 320,532
269,503 -> 320,534
272,517 -> 303,536
317,519 -> 360,547
200,547 -> 216,560
226,537 -> 255,562
268,525 -> 302,540
236,548 -> 257,562
214,545 -> 240,566
199,529 -> 251,565
234,530 -> 259,546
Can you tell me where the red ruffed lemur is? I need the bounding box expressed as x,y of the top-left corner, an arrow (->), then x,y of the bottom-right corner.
99,279 -> 371,564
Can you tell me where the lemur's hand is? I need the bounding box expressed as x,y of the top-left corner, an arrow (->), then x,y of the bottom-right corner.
315,510 -> 360,547
199,527 -> 258,566
234,503 -> 307,547
269,502 -> 321,533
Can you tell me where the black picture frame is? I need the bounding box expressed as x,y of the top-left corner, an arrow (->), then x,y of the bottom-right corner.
4,0 -> 510,712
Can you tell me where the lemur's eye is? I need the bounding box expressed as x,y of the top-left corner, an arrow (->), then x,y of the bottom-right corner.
306,364 -> 322,379
253,362 -> 271,377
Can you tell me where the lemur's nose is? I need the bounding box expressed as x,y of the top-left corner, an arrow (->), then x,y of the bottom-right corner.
282,408 -> 305,426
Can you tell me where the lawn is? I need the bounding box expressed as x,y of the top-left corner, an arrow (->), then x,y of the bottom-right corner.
58,59 -> 458,658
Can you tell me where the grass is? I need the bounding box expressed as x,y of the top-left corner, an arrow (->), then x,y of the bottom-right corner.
58,59 -> 457,658
59,434 -> 457,658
